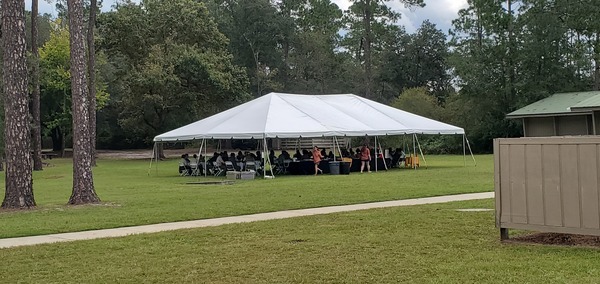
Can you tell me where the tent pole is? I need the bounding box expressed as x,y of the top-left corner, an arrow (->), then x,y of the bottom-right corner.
334,136 -> 343,158
196,139 -> 205,178
332,136 -> 336,161
204,138 -> 207,177
463,134 -> 466,167
147,142 -> 156,176
374,136 -> 378,172
377,140 -> 388,170
465,134 -> 477,166
414,134 -> 427,169
412,134 -> 416,169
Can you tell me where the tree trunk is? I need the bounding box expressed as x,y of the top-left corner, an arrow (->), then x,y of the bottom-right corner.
51,127 -> 63,152
31,0 -> 43,171
67,0 -> 100,205
2,0 -> 35,209
363,0 -> 372,99
88,0 -> 98,166
594,33 -> 600,91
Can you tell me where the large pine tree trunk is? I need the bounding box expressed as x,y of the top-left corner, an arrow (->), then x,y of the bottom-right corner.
67,0 -> 100,205
363,0 -> 372,99
31,0 -> 44,171
1,0 -> 36,209
88,0 -> 98,166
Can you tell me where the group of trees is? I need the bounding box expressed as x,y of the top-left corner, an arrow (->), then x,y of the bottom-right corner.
2,0 -> 100,208
3,0 -> 600,207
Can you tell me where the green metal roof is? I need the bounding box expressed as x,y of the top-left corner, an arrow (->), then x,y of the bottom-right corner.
507,91 -> 600,118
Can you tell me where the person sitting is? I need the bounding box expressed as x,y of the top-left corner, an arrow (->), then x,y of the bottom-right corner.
269,150 -> 276,163
237,151 -> 244,162
180,154 -> 193,175
348,148 -> 355,158
229,153 -> 237,166
215,153 -> 225,168
282,150 -> 291,160
208,152 -> 219,163
293,150 -> 302,160
245,151 -> 255,162
398,148 -> 406,166
328,151 -> 334,160
355,148 -> 361,159
301,149 -> 311,160
222,151 -> 229,162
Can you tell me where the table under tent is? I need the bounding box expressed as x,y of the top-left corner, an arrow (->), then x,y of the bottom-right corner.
151,92 -> 475,178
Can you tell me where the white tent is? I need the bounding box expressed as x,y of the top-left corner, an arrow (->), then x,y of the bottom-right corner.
151,93 -> 474,177
154,92 -> 464,141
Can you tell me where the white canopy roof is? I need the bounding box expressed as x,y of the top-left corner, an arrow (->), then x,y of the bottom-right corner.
154,93 -> 464,141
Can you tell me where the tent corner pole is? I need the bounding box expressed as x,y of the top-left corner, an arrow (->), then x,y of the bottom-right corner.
463,134 -> 466,167
374,136 -> 378,172
465,134 -> 477,166
414,134 -> 427,169
204,138 -> 208,177
148,142 -> 156,176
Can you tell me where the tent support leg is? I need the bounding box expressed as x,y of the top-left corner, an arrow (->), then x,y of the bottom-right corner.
377,140 -> 388,170
373,136 -> 378,172
463,134 -> 466,167
414,134 -> 427,169
204,138 -> 208,177
148,142 -> 156,176
196,139 -> 205,178
465,134 -> 477,166
410,133 -> 417,170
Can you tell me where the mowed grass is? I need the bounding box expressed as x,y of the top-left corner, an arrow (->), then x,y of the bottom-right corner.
0,155 -> 491,238
1,199 -> 598,283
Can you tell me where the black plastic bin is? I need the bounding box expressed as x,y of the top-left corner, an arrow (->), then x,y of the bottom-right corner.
329,161 -> 340,175
340,162 -> 351,175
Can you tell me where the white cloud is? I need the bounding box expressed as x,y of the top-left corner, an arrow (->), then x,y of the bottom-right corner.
333,0 -> 468,33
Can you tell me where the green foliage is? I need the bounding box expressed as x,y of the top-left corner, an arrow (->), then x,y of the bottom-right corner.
98,0 -> 250,145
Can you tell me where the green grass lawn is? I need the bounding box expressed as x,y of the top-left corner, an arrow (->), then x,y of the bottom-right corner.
0,155 -> 491,238
1,199 -> 598,283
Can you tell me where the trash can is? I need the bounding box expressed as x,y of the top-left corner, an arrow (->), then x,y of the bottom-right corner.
329,161 -> 340,175
340,162 -> 350,175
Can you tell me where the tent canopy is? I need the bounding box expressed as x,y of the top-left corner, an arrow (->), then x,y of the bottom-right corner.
153,93 -> 464,142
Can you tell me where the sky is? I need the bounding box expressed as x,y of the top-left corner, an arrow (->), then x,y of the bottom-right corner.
28,0 -> 468,34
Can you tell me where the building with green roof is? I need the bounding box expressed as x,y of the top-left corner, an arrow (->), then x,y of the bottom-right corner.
506,91 -> 600,136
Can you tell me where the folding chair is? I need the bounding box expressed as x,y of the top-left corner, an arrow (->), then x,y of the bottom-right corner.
190,163 -> 201,176
179,162 -> 190,176
283,159 -> 292,174
245,161 -> 256,172
213,162 -> 225,176
225,161 -> 236,172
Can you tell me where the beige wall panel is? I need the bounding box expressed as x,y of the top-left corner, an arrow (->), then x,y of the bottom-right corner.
525,117 -> 555,137
578,145 -> 600,229
525,145 -> 544,225
541,144 -> 562,226
557,115 -> 589,136
560,145 -> 581,228
500,144 -> 512,223
509,145 -> 528,224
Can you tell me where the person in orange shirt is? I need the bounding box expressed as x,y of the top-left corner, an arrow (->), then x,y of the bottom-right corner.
360,143 -> 371,173
312,146 -> 324,175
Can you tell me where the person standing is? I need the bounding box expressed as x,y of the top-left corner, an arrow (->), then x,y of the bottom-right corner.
360,144 -> 371,173
312,146 -> 324,175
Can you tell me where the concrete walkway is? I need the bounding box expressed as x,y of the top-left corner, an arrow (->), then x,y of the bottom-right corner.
0,192 -> 493,249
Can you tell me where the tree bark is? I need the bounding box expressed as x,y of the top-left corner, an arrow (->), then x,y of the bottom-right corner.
88,0 -> 98,166
31,0 -> 44,171
2,0 -> 35,209
363,0 -> 372,99
67,0 -> 100,205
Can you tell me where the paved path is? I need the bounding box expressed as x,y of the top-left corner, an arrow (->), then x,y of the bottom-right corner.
0,192 -> 494,249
